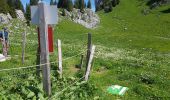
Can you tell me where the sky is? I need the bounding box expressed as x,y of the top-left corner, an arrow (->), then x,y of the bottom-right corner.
21,0 -> 95,11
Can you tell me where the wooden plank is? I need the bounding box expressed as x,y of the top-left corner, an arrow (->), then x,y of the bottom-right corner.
85,45 -> 96,81
86,33 -> 92,70
57,39 -> 62,77
39,2 -> 51,96
22,31 -> 26,64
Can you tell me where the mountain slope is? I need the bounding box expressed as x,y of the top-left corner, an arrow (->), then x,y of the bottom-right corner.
0,0 -> 170,99
56,0 -> 170,99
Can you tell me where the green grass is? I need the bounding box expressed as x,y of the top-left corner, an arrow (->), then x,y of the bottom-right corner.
0,0 -> 170,99
55,0 -> 170,99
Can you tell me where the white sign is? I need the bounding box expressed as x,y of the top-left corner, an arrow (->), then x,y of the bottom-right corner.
31,5 -> 58,25
0,54 -> 6,62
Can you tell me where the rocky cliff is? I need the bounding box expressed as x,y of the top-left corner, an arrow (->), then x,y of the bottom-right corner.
60,8 -> 100,29
0,10 -> 25,24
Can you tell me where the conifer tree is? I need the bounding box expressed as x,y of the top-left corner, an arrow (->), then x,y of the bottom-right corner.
103,0 -> 113,13
112,0 -> 119,7
7,0 -> 16,18
95,0 -> 103,12
74,0 -> 85,12
67,0 -> 73,11
80,0 -> 85,12
63,0 -> 68,9
25,3 -> 31,25
0,0 -> 9,14
50,0 -> 54,5
87,0 -> 92,9
15,0 -> 24,11
58,0 -> 63,8
50,0 -> 57,5
30,0 -> 38,5
74,0 -> 80,9
54,0 -> 57,5
58,0 -> 67,8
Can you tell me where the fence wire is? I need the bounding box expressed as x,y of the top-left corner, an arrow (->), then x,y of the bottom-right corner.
0,50 -> 86,72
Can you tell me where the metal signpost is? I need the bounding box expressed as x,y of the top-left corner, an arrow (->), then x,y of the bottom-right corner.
31,1 -> 58,96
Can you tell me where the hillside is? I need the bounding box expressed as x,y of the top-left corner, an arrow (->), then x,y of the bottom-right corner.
0,0 -> 170,99
56,0 -> 170,99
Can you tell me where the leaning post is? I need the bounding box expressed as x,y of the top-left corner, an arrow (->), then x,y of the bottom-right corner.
86,33 -> 92,71
85,45 -> 96,81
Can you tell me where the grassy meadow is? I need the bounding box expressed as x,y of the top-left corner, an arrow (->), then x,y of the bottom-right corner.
0,0 -> 170,99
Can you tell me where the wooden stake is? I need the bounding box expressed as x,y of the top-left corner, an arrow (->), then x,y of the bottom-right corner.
86,33 -> 92,70
36,47 -> 40,77
39,2 -> 51,96
85,45 -> 96,81
79,55 -> 84,69
57,39 -> 62,77
22,31 -> 26,64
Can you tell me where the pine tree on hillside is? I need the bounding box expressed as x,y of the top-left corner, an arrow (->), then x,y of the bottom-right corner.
26,0 -> 38,25
74,0 -> 85,12
51,0 -> 57,5
0,0 -> 9,14
15,0 -> 24,11
54,0 -> 57,5
7,0 -> 16,18
74,0 -> 80,9
25,3 -> 31,25
58,0 -> 63,8
67,0 -> 73,11
30,0 -> 38,5
58,0 -> 68,8
63,0 -> 68,9
95,0 -> 103,12
87,0 -> 92,9
79,0 -> 85,12
112,0 -> 119,7
7,0 -> 15,8
50,0 -> 54,5
103,0 -> 113,13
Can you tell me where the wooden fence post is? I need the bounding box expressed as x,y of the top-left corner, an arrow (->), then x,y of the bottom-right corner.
86,33 -> 92,70
79,55 -> 84,69
39,3 -> 51,96
22,31 -> 26,64
36,47 -> 40,77
57,39 -> 62,77
85,45 -> 96,81
31,1 -> 58,96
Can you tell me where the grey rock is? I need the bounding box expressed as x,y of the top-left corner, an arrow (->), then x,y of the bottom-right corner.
62,8 -> 100,29
0,13 -> 10,24
7,13 -> 12,20
15,10 -> 25,21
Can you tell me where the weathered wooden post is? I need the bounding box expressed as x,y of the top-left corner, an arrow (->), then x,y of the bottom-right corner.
31,1 -> 58,96
22,31 -> 26,64
38,3 -> 51,96
85,45 -> 96,81
86,33 -> 92,71
79,55 -> 84,69
57,39 -> 62,77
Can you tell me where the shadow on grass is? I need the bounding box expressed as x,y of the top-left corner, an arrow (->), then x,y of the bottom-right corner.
161,8 -> 170,13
